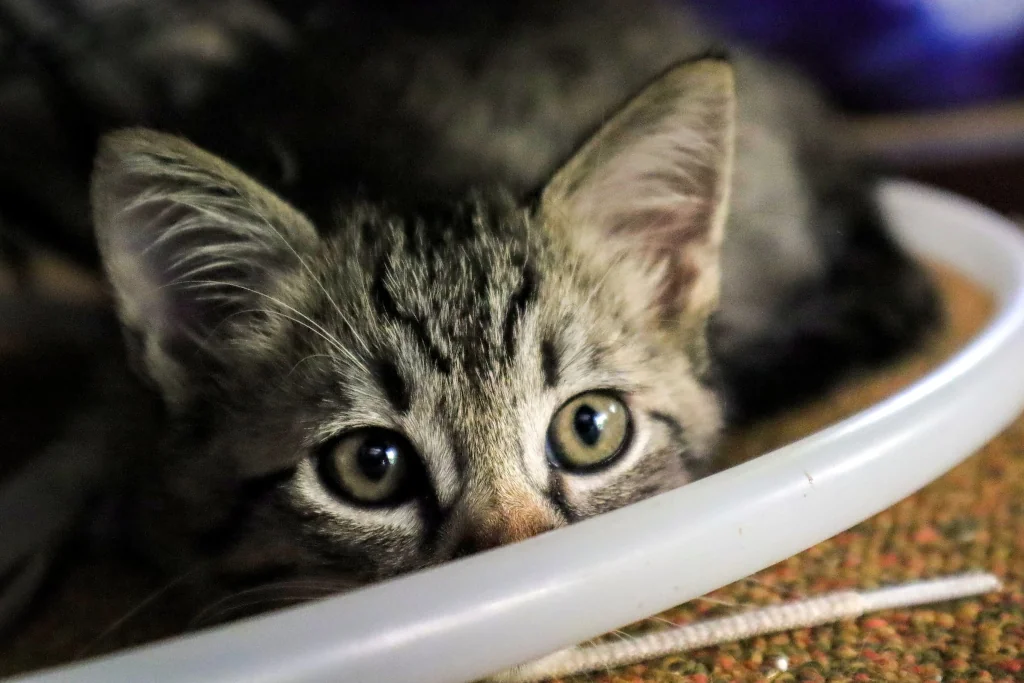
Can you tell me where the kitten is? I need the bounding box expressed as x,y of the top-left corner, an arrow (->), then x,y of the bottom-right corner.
0,0 -> 937,633
88,57 -> 732,589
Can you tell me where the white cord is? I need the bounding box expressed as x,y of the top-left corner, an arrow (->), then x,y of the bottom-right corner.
490,571 -> 1001,683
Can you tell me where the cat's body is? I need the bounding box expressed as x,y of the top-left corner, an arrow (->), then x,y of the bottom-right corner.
0,0 -> 937,633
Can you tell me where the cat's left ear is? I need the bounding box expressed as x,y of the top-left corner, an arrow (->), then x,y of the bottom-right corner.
541,57 -> 736,325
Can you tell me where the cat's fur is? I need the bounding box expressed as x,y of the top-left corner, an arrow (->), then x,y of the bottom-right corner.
0,0 -> 938,631
89,57 -> 733,590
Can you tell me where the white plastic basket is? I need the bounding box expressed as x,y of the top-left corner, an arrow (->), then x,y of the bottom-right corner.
11,180 -> 1024,683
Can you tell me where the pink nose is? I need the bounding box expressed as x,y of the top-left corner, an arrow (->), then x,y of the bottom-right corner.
464,507 -> 559,552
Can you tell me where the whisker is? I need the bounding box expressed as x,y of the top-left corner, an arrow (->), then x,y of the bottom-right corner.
245,198 -> 360,347
193,589 -> 338,627
606,629 -> 635,644
694,595 -> 743,608
178,279 -> 343,349
286,353 -> 339,378
740,575 -> 796,599
173,278 -> 365,370
189,578 -> 351,628
76,568 -> 198,659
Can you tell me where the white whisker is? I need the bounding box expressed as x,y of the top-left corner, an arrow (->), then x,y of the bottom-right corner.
76,568 -> 198,659
191,579 -> 349,627
174,279 -> 366,370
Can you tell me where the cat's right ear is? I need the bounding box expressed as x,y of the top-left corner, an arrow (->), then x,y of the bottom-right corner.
91,129 -> 319,402
540,57 -> 736,331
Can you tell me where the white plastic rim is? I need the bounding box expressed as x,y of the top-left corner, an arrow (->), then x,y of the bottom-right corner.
10,180 -> 1024,683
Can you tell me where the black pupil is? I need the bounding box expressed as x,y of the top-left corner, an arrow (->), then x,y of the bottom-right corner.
357,439 -> 399,482
573,405 -> 604,446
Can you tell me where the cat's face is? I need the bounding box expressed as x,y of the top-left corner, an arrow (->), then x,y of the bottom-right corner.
92,59 -> 735,594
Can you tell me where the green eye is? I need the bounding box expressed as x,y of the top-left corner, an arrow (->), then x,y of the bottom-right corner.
318,429 -> 413,505
547,392 -> 632,471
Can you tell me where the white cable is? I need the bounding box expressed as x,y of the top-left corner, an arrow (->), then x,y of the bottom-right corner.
491,572 -> 1002,683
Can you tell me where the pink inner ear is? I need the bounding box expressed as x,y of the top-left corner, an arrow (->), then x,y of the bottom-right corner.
572,157 -> 719,319
655,252 -> 699,319
606,199 -> 711,250
541,62 -> 732,323
576,120 -> 720,245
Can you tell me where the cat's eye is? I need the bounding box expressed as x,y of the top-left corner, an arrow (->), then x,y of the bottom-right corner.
547,392 -> 632,471
318,429 -> 415,505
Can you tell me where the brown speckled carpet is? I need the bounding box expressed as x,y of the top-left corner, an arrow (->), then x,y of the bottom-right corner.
0,261 -> 1021,683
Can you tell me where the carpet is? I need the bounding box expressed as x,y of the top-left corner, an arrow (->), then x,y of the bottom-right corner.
560,265 -> 1021,683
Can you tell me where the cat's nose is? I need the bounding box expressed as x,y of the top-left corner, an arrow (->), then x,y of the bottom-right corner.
455,507 -> 560,557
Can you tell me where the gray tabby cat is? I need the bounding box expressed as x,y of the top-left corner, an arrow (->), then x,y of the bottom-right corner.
89,57 -> 732,587
1,0 -> 936,633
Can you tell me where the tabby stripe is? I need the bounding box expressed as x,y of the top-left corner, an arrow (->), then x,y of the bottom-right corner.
416,492 -> 445,550
440,402 -> 469,478
548,475 -> 578,523
541,337 -> 560,388
649,411 -> 686,446
649,410 -> 691,459
196,467 -> 298,554
371,262 -> 453,374
649,411 -> 704,471
371,358 -> 411,414
502,263 -> 538,361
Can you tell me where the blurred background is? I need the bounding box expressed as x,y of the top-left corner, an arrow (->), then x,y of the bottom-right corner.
690,0 -> 1024,217
1,0 -> 1023,283
693,0 -> 1024,112
1,0 -> 1024,269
